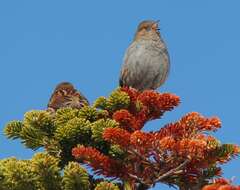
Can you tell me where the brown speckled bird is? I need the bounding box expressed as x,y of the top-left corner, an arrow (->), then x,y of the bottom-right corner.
47,82 -> 89,112
119,20 -> 170,91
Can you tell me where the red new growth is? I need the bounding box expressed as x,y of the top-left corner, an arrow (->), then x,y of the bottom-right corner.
72,88 -> 239,189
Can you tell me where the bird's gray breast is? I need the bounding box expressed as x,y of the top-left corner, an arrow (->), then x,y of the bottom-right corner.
121,40 -> 170,90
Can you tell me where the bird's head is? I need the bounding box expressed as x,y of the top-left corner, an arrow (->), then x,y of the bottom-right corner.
134,20 -> 160,41
54,82 -> 75,92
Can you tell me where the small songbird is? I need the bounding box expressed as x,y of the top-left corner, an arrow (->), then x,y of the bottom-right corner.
119,20 -> 170,91
47,82 -> 89,111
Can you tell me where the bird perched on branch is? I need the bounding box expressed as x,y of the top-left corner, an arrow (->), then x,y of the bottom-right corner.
119,20 -> 170,91
47,82 -> 89,112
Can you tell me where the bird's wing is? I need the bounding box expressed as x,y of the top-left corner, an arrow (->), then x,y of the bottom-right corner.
120,42 -> 149,89
47,89 -> 69,110
150,48 -> 170,89
76,91 -> 89,105
47,88 -> 89,110
119,67 -> 129,87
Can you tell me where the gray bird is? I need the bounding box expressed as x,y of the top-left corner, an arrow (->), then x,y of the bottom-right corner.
47,82 -> 89,112
119,20 -> 170,91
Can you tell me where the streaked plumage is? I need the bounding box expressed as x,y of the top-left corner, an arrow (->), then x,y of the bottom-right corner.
120,20 -> 170,91
47,82 -> 89,111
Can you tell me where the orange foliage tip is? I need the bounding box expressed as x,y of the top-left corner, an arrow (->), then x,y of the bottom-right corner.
156,112 -> 222,139
120,87 -> 180,113
72,145 -> 124,177
72,145 -> 109,162
103,127 -> 131,148
134,107 -> 148,129
181,112 -> 221,131
119,88 -> 180,125
158,136 -> 176,150
202,178 -> 240,190
176,139 -> 207,159
234,145 -> 240,154
130,130 -> 154,149
112,109 -> 138,131
137,90 -> 180,111
158,137 -> 209,159
156,134 -> 216,160
120,87 -> 140,102
214,178 -> 231,184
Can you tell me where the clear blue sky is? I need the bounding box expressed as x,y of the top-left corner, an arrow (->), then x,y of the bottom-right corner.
0,1 -> 239,189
